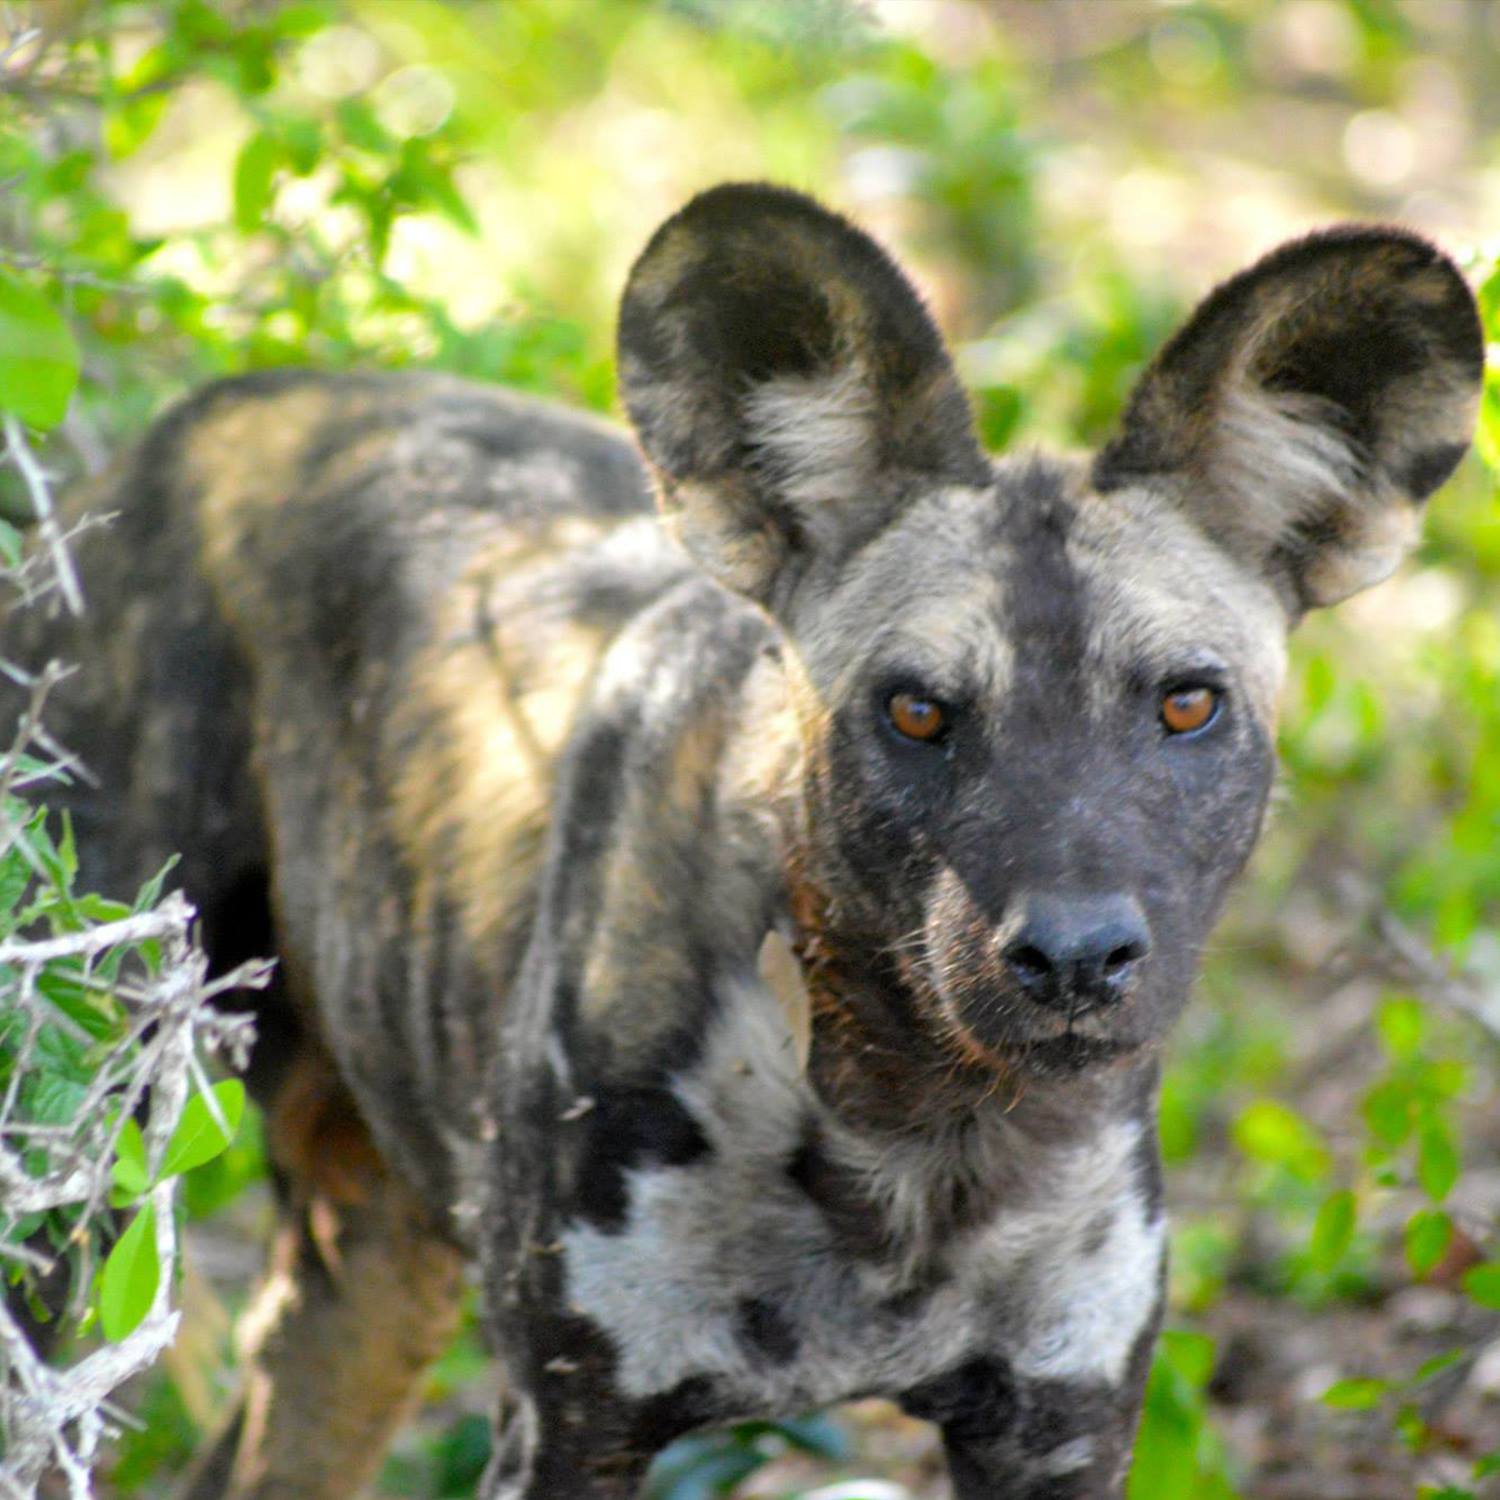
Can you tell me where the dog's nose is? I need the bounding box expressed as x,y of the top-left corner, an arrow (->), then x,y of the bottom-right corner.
1001,893 -> 1151,1013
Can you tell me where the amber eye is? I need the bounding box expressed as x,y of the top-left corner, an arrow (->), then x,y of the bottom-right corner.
887,691 -> 947,743
1160,685 -> 1220,735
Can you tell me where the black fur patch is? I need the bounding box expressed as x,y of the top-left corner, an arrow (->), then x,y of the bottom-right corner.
787,1132 -> 891,1260
1404,441 -> 1470,501
902,1356 -> 1018,1440
1019,1379 -> 1113,1456
735,1297 -> 800,1365
572,1087 -> 712,1231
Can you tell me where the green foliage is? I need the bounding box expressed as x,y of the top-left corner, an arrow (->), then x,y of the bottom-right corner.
0,270 -> 79,427
0,788 -> 250,1344
98,1198 -> 158,1342
1128,1331 -> 1238,1500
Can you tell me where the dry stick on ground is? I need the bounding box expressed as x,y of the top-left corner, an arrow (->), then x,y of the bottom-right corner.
0,412 -> 269,1498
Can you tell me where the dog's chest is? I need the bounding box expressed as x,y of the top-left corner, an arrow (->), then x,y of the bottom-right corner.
557,990 -> 1166,1415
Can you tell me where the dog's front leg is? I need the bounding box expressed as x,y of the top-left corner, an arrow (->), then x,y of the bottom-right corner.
480,1241 -> 711,1500
479,1366 -> 708,1500
479,1389 -> 652,1500
904,1352 -> 1150,1500
941,1426 -> 1133,1500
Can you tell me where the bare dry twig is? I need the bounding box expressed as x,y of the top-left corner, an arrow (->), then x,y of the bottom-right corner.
0,381 -> 265,1495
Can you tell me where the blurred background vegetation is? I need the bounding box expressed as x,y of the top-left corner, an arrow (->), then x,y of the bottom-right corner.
2,1 -> 1500,1496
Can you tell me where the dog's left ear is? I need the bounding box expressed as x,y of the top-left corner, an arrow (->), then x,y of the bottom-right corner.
617,183 -> 988,606
1095,228 -> 1483,612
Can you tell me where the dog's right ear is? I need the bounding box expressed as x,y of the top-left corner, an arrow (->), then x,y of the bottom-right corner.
617,183 -> 988,607
1094,227 -> 1483,614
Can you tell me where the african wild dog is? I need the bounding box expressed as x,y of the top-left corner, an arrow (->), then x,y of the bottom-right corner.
14,184 -> 1481,1498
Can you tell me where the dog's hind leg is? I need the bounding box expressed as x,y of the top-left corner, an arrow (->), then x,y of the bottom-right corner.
176,1049 -> 465,1500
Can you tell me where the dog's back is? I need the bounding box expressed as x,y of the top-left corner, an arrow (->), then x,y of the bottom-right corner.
15,365 -> 701,1177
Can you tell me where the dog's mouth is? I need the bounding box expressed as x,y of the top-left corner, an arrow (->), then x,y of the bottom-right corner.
994,1028 -> 1144,1076
921,963 -> 1155,1079
937,1003 -> 1149,1078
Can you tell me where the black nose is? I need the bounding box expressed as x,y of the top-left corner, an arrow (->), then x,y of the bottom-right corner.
1001,893 -> 1151,1014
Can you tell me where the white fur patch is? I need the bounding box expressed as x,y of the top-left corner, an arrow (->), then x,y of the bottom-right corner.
962,1117 -> 1164,1386
1213,386 -> 1362,544
562,972 -> 1166,1411
560,977 -> 973,1404
741,365 -> 876,514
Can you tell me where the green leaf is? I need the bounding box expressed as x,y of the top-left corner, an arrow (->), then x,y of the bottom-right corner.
337,98 -> 392,154
103,93 -> 168,160
281,115 -> 323,175
1477,262 -> 1500,336
23,1071 -> 87,1129
0,843 -> 32,919
1396,1401 -> 1429,1452
1376,996 -> 1424,1061
1362,1078 -> 1414,1148
1477,372 -> 1500,477
0,271 -> 81,429
158,1079 -> 245,1179
233,132 -> 283,234
99,1201 -> 159,1341
1232,1099 -> 1329,1182
1309,1190 -> 1357,1270
1461,1261 -> 1500,1310
1405,1208 -> 1452,1278
1158,1328 -> 1217,1389
0,517 -> 23,569
133,855 -> 179,915
111,1118 -> 149,1198
1127,1339 -> 1207,1499
1321,1376 -> 1387,1410
74,894 -> 132,924
56,809 -> 77,885
1417,1119 -> 1461,1201
1411,1348 -> 1464,1385
36,962 -> 118,1040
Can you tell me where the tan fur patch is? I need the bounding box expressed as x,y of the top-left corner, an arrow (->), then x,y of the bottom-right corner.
389,530 -> 618,948
758,930 -> 811,1075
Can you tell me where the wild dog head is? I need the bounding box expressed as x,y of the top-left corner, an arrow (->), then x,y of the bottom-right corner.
618,183 -> 1481,1084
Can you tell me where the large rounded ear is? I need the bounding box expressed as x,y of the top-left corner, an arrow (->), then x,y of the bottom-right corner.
1094,227 -> 1483,613
617,183 -> 989,606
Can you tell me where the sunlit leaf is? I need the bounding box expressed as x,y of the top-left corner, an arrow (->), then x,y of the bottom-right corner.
1231,1099 -> 1329,1182
1321,1377 -> 1387,1411
1461,1262 -> 1500,1310
99,1202 -> 159,1341
1418,1120 -> 1461,1201
1404,1209 -> 1452,1278
158,1079 -> 245,1179
234,132 -> 283,233
111,1118 -> 149,1199
0,271 -> 80,428
1308,1190 -> 1356,1270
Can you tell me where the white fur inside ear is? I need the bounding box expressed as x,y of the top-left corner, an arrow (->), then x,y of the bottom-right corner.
1211,386 -> 1364,546
741,366 -> 876,517
1300,497 -> 1420,605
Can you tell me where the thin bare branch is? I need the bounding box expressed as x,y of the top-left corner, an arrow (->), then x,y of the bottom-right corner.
1,415 -> 82,615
